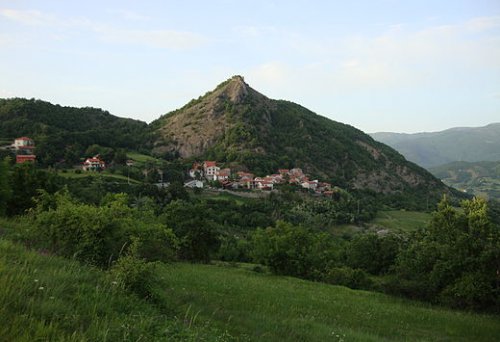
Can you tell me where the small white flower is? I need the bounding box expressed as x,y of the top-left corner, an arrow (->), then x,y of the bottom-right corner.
38,286 -> 44,290
34,279 -> 39,283
111,281 -> 118,286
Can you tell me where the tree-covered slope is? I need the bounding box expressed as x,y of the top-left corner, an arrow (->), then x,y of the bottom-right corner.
0,98 -> 151,164
371,123 -> 500,168
152,76 -> 446,195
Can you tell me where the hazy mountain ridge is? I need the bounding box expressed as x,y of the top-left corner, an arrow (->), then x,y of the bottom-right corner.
371,123 -> 500,168
429,160 -> 500,200
152,76 -> 445,195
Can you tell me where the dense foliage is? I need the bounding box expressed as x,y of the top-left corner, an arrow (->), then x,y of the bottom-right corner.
390,197 -> 500,310
0,98 -> 151,165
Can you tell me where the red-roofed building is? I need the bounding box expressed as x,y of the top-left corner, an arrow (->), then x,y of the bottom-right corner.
82,155 -> 106,171
16,155 -> 36,164
12,136 -> 35,155
255,179 -> 274,190
216,168 -> 231,181
203,161 -> 220,180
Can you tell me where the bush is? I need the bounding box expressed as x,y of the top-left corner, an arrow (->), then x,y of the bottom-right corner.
251,221 -> 336,280
324,266 -> 373,290
110,239 -> 158,299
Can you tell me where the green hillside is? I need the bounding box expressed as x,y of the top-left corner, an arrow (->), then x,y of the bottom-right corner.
371,124 -> 500,168
1,238 -> 499,342
430,161 -> 500,200
152,76 -> 446,199
0,98 -> 151,165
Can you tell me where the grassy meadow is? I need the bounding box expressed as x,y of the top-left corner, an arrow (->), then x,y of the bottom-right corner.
1,230 -> 499,341
370,210 -> 432,233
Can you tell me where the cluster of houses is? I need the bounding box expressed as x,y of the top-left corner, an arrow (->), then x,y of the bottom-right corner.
1,136 -> 108,171
186,161 -> 334,196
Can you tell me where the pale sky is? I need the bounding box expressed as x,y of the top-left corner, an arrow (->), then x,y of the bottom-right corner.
1,0 -> 499,133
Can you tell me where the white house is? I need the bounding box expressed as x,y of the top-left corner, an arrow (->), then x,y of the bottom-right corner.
184,180 -> 204,188
301,180 -> 319,190
203,161 -> 220,181
12,136 -> 35,154
82,155 -> 106,171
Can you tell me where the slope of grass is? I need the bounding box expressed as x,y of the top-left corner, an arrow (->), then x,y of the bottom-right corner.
1,217 -> 499,342
127,151 -> 161,164
56,170 -> 141,184
371,210 -> 432,233
0,239 -> 229,341
160,263 -> 500,341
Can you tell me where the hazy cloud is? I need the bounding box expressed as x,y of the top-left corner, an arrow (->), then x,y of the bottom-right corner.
97,28 -> 207,50
466,16 -> 500,32
107,9 -> 150,22
0,8 -> 55,25
0,7 -> 207,50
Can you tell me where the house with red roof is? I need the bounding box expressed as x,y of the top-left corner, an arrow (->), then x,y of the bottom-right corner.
82,155 -> 106,171
216,168 -> 231,181
203,161 -> 220,181
12,137 -> 36,163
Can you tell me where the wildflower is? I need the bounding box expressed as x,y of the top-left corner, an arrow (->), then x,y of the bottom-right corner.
34,279 -> 39,283
111,281 -> 118,286
38,287 -> 44,290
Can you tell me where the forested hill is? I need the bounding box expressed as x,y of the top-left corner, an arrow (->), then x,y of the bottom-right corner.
152,76 -> 446,196
370,123 -> 500,168
0,98 -> 151,165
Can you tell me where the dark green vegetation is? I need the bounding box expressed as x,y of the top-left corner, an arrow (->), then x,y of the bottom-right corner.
430,161 -> 500,201
371,123 -> 500,168
152,76 -> 447,207
0,98 -> 151,166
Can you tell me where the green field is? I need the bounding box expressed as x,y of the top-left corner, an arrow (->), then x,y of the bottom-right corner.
160,263 -> 499,341
1,232 -> 498,342
371,210 -> 432,232
127,151 -> 161,164
56,170 -> 141,184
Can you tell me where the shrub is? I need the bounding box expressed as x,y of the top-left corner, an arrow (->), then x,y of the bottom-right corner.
110,239 -> 158,299
324,266 -> 373,290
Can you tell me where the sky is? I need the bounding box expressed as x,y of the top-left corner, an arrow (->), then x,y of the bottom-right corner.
0,0 -> 499,133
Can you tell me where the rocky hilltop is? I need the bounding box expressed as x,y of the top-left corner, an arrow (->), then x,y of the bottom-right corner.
152,76 -> 446,195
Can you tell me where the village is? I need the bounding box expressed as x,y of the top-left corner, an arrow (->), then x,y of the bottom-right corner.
185,161 -> 335,197
2,136 -> 335,196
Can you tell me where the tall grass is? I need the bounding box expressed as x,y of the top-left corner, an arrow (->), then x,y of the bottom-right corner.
0,239 -> 230,341
159,263 -> 500,341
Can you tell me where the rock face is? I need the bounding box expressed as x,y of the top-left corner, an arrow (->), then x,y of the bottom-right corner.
152,75 -> 447,195
153,76 -> 272,158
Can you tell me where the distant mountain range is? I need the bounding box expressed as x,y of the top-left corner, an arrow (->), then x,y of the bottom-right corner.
370,123 -> 500,168
429,161 -> 500,201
